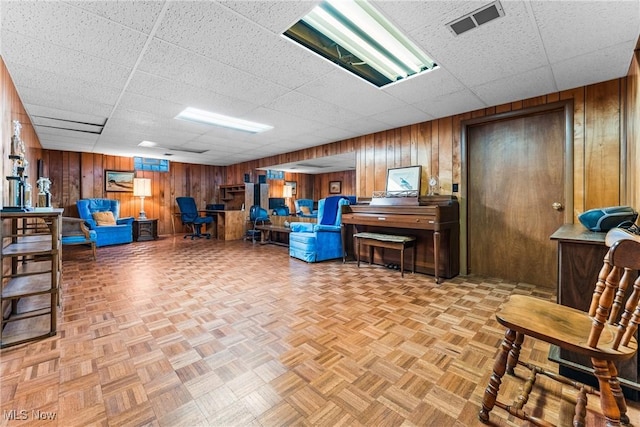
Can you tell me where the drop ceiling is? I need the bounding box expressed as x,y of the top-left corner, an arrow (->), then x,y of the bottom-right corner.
1,1 -> 638,168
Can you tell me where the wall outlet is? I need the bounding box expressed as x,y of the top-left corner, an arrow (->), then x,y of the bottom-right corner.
452,183 -> 459,192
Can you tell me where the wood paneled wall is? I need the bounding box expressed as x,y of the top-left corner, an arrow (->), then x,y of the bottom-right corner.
3,51 -> 637,237
37,151 -> 225,235
627,48 -> 639,210
230,78 -> 632,220
1,58 -> 41,209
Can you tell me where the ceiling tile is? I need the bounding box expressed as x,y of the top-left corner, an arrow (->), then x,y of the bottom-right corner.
296,70 -> 407,116
552,40 -> 638,90
2,31 -> 132,89
138,39 -> 291,105
2,1 -> 148,67
532,0 -> 640,64
412,88 -> 486,119
66,1 -> 166,34
471,66 -> 557,107
1,0 -> 638,167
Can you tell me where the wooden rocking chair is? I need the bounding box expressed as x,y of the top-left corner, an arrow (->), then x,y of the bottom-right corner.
479,228 -> 640,426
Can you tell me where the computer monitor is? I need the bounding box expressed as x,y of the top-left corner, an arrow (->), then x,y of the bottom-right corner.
268,198 -> 285,209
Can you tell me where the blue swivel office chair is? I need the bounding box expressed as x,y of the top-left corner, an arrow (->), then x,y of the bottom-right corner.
246,205 -> 270,242
176,197 -> 213,239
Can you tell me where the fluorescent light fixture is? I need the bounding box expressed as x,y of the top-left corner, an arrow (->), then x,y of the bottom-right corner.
175,107 -> 273,134
284,0 -> 437,87
139,140 -> 158,147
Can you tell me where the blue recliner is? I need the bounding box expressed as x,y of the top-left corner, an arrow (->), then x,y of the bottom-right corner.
289,196 -> 350,262
294,199 -> 317,218
76,198 -> 134,247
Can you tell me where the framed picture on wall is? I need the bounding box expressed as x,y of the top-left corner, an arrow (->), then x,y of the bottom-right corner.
329,180 -> 342,194
285,180 -> 297,196
105,170 -> 135,192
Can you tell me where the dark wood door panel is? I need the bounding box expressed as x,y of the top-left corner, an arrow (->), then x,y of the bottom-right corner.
468,109 -> 565,287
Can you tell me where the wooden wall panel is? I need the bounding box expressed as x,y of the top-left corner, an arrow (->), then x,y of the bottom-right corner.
584,79 -> 621,208
414,122 -> 430,193
1,57 -> 41,210
34,76 -> 630,232
31,150 -> 224,236
4,48 -> 637,241
627,50 -> 639,209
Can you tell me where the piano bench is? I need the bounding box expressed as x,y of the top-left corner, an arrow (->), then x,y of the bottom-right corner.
353,232 -> 416,277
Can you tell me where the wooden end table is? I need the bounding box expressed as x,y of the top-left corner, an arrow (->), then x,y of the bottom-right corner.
133,218 -> 158,242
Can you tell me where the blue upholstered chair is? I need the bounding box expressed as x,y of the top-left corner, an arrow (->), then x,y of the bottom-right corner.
294,199 -> 317,218
289,196 -> 350,262
76,198 -> 134,247
272,206 -> 290,216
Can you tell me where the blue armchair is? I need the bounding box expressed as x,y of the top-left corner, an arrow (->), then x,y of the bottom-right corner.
76,198 -> 134,247
294,199 -> 317,218
289,196 -> 350,262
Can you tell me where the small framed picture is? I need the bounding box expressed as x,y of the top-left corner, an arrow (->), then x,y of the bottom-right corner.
329,180 -> 342,194
285,181 -> 297,196
105,170 -> 135,192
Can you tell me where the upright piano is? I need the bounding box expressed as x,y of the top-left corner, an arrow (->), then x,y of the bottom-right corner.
341,196 -> 460,283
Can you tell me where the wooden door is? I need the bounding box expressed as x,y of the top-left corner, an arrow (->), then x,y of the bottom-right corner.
467,108 -> 566,287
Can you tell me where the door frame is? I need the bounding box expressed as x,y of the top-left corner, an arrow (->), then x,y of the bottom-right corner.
459,100 -> 574,275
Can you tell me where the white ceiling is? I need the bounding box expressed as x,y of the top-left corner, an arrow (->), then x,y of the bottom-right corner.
1,1 -> 639,173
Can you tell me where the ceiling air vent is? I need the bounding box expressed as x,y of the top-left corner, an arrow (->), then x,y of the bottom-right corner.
31,115 -> 106,134
168,147 -> 208,154
295,163 -> 329,168
447,1 -> 504,36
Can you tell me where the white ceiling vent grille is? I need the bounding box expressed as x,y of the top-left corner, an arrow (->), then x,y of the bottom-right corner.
32,115 -> 106,134
447,1 -> 505,36
167,147 -> 208,154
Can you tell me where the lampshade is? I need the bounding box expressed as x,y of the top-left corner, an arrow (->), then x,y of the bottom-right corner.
133,178 -> 152,197
283,185 -> 293,198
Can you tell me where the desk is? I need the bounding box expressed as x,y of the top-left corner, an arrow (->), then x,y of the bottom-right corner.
255,225 -> 291,246
202,210 -> 246,240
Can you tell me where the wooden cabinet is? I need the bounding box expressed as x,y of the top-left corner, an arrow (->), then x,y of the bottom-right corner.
219,183 -> 269,211
550,224 -> 640,400
133,218 -> 158,241
215,210 -> 246,240
1,209 -> 62,348
219,184 -> 246,210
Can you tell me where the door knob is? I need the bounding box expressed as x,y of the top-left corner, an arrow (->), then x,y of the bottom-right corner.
552,202 -> 563,211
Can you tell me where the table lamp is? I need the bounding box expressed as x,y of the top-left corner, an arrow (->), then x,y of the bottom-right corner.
283,185 -> 293,209
133,178 -> 152,219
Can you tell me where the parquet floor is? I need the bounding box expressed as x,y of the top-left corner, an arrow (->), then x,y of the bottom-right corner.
1,236 -> 639,426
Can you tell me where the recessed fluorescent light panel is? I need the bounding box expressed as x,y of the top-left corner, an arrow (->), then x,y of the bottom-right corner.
284,0 -> 437,87
175,107 -> 273,134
